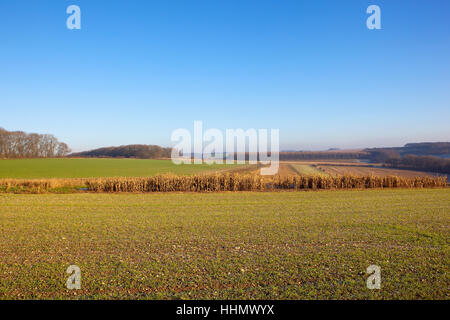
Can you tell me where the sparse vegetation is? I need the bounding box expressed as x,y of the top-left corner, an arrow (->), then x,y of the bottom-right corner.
1,189 -> 448,299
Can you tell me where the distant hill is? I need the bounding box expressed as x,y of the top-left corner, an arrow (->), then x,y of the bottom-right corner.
70,144 -> 172,159
365,142 -> 450,161
279,150 -> 366,161
399,142 -> 450,157
70,142 -> 450,162
364,142 -> 450,174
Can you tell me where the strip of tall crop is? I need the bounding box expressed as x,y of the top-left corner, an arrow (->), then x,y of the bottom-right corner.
2,173 -> 445,193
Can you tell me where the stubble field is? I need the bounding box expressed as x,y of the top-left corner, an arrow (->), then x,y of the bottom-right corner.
317,164 -> 442,178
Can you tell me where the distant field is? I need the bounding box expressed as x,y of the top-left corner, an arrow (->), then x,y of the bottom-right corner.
283,159 -> 362,165
272,163 -> 328,177
0,189 -> 448,299
276,162 -> 432,178
0,158 -> 245,178
318,165 -> 440,178
290,164 -> 329,176
0,158 -> 440,180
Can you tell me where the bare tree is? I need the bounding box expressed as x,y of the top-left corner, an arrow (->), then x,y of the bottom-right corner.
0,128 -> 71,158
56,142 -> 71,157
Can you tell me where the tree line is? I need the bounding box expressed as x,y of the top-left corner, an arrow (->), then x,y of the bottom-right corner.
279,151 -> 366,160
365,142 -> 450,159
384,154 -> 450,174
365,145 -> 450,174
70,144 -> 172,159
0,128 -> 71,158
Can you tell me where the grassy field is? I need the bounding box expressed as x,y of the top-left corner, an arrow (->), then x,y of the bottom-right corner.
0,158 -> 244,178
0,189 -> 448,299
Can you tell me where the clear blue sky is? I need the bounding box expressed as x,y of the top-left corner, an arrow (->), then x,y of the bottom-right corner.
1,0 -> 449,152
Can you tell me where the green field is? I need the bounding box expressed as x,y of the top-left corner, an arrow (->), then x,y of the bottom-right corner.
0,188 -> 448,299
0,158 -> 242,178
